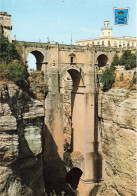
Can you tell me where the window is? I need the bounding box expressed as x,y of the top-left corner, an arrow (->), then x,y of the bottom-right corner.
102,41 -> 104,45
71,57 -> 73,64
119,41 -> 121,47
0,17 -> 4,20
97,41 -> 100,45
108,40 -> 111,46
92,42 -> 94,45
114,41 -> 117,46
69,53 -> 76,64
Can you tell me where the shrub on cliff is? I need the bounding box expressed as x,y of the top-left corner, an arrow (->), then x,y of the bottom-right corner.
100,66 -> 116,91
119,50 -> 136,70
111,50 -> 136,69
0,34 -> 29,87
111,54 -> 120,66
8,60 -> 29,86
0,34 -> 21,63
63,152 -> 73,168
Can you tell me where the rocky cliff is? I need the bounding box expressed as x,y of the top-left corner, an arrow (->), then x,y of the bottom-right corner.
97,69 -> 136,196
0,68 -> 136,196
0,83 -> 45,196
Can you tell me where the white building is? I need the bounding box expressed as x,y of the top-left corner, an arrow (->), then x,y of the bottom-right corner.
76,21 -> 136,49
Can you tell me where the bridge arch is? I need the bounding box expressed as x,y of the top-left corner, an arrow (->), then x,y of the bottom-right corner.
60,67 -> 85,154
60,66 -> 85,87
27,50 -> 44,70
97,54 -> 109,67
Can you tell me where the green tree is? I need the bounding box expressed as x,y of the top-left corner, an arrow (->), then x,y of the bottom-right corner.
0,34 -> 20,63
100,66 -> 116,91
111,54 -> 120,66
120,50 -> 136,69
8,60 -> 29,86
0,34 -> 29,87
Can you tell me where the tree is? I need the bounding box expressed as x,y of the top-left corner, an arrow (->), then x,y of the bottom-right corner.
0,34 -> 20,64
100,66 -> 116,91
111,50 -> 136,69
120,50 -> 136,69
8,60 -> 29,86
111,54 -> 120,66
0,33 -> 29,87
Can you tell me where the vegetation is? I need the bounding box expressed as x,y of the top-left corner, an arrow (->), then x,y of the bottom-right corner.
119,50 -> 136,70
0,34 -> 29,87
63,152 -> 73,168
100,66 -> 116,91
111,54 -> 120,66
111,50 -> 136,69
100,50 -> 136,91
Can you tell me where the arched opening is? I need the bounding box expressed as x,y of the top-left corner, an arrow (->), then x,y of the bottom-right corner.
71,56 -> 74,64
27,50 -> 44,71
97,54 -> 108,67
27,53 -> 36,70
65,167 -> 83,190
67,69 -> 85,154
69,53 -> 76,64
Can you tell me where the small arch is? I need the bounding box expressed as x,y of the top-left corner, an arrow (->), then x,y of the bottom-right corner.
97,54 -> 108,67
68,69 -> 84,89
71,56 -> 74,64
60,66 -> 85,87
27,50 -> 44,71
69,53 -> 76,64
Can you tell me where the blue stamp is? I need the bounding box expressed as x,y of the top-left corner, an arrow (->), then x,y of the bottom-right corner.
114,8 -> 129,25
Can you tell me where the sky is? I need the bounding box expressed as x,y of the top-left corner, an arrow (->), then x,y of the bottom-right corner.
0,0 -> 136,69
0,0 -> 136,43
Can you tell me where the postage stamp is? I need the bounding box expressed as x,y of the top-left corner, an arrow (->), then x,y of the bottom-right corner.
113,8 -> 129,25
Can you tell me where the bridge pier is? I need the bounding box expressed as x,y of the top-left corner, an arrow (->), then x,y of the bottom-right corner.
43,67 -> 66,188
43,64 -> 103,195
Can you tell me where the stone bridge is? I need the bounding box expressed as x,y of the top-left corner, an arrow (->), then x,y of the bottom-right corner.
17,41 -> 123,195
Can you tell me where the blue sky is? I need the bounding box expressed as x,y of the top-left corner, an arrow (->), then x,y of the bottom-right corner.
0,0 -> 136,44
0,0 -> 136,69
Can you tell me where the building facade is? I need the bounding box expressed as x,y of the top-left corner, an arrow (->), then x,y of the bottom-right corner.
0,11 -> 12,42
76,21 -> 136,49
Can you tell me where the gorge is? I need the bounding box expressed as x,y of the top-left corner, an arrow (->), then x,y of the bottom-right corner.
0,68 -> 136,196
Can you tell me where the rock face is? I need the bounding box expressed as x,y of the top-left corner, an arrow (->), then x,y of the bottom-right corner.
0,83 -> 45,196
97,86 -> 136,196
28,71 -> 48,103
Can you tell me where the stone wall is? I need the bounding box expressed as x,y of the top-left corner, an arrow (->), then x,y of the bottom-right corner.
0,83 -> 45,196
96,70 -> 136,196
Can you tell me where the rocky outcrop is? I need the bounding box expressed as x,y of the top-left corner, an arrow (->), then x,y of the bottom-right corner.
28,71 -> 48,103
0,83 -> 45,196
97,85 -> 136,196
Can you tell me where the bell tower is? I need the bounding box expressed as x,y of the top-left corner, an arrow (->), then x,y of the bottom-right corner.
0,12 -> 12,42
100,21 -> 113,38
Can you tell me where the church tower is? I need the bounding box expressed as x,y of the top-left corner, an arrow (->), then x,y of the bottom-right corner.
100,21 -> 113,38
0,12 -> 12,42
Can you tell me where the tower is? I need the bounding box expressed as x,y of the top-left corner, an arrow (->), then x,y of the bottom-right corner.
0,12 -> 12,42
100,21 -> 113,38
